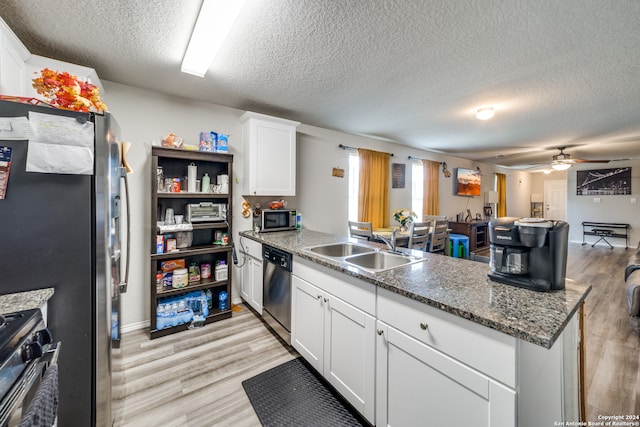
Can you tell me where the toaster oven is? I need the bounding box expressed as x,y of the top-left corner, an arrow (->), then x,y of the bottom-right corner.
185,202 -> 227,223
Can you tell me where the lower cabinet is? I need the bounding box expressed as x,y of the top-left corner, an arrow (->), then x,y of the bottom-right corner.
291,261 -> 376,424
240,238 -> 263,314
375,321 -> 515,427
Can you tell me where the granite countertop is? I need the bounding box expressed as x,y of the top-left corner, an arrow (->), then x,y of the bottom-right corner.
239,229 -> 591,349
0,288 -> 55,315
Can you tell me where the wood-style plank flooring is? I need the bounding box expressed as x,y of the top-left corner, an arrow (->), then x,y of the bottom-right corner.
112,243 -> 639,425
112,306 -> 297,427
566,243 -> 640,420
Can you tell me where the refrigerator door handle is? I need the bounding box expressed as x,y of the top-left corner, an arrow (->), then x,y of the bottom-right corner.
119,166 -> 130,293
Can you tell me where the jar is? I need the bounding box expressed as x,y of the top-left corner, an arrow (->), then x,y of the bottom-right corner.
172,268 -> 188,288
201,263 -> 211,279
215,261 -> 228,281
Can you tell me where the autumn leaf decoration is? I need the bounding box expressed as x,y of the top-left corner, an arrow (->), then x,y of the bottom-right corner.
32,68 -> 107,112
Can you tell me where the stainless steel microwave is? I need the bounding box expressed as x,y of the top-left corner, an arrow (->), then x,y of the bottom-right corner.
259,209 -> 297,232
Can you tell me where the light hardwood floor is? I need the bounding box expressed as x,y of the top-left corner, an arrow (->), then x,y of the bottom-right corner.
566,243 -> 640,420
113,243 -> 639,426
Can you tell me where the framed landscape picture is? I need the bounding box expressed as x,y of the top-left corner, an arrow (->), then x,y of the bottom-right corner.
576,167 -> 631,195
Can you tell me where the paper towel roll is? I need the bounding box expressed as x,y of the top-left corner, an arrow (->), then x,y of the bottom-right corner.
188,163 -> 197,192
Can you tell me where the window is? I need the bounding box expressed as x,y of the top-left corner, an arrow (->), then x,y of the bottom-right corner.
348,154 -> 359,221
412,163 -> 423,220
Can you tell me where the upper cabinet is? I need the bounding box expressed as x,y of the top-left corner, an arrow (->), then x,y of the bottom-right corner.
241,111 -> 300,196
0,18 -> 29,96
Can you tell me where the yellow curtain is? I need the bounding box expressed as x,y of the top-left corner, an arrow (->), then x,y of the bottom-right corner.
496,173 -> 507,217
422,159 -> 439,216
358,148 -> 390,228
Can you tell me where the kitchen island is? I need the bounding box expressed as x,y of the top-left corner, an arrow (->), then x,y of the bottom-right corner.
239,229 -> 591,426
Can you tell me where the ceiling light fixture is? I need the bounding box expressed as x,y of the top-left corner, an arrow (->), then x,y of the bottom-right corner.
181,0 -> 248,77
475,107 -> 495,120
551,162 -> 571,171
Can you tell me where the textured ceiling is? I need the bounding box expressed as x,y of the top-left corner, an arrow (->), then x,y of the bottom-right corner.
1,0 -> 639,169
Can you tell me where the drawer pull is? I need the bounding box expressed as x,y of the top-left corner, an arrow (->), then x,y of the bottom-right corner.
377,329 -> 384,336
420,322 -> 429,330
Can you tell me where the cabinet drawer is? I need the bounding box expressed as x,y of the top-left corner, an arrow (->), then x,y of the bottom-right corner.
377,287 -> 516,388
293,256 -> 376,315
241,237 -> 262,260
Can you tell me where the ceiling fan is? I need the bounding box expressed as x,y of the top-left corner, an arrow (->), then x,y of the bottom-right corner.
549,147 -> 610,171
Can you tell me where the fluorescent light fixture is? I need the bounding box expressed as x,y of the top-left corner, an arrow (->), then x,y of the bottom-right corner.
181,0 -> 248,77
551,162 -> 571,171
475,107 -> 495,120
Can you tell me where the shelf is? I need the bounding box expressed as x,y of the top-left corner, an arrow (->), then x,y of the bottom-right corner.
157,280 -> 229,297
153,146 -> 233,162
149,310 -> 233,339
155,222 -> 228,234
151,244 -> 231,260
157,192 -> 228,199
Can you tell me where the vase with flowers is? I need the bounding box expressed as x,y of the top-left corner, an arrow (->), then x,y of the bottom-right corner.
393,208 -> 417,231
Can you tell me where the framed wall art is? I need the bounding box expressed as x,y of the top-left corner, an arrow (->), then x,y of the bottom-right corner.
576,167 -> 631,195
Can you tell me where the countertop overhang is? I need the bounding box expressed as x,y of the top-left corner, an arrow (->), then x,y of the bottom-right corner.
0,288 -> 55,315
239,229 -> 591,349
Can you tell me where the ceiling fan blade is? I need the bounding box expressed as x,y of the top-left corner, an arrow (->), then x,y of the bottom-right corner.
572,159 -> 610,163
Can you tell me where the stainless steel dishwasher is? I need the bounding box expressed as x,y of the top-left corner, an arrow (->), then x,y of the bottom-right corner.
262,245 -> 292,345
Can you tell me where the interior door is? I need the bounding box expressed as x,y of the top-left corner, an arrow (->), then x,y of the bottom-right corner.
544,180 -> 567,220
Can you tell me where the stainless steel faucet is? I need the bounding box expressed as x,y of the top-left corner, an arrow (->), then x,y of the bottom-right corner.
375,229 -> 398,252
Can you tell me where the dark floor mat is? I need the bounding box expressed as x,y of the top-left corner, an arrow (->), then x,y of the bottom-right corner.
242,357 -> 367,427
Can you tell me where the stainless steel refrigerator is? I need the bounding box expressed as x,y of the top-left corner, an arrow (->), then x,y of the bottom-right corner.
0,99 -> 128,426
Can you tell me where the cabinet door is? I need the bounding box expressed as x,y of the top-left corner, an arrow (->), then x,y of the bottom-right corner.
291,276 -> 324,372
323,294 -> 376,424
376,322 -> 515,427
244,117 -> 297,196
240,254 -> 252,305
249,256 -> 263,313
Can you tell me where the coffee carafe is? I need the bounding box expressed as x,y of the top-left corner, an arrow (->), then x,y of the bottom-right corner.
488,217 -> 569,292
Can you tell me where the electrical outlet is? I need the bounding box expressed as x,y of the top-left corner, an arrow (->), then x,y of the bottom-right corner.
593,198 -> 601,203
631,197 -> 637,203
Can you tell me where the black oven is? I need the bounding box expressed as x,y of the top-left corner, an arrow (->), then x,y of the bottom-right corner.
0,309 -> 60,427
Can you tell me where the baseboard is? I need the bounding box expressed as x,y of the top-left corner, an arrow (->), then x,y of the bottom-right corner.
121,319 -> 149,333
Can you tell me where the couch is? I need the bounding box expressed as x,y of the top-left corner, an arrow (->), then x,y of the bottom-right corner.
625,242 -> 640,318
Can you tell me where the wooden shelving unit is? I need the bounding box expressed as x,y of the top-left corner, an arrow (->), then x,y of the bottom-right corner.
149,147 -> 233,339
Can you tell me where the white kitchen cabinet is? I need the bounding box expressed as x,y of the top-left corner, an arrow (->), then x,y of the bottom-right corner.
375,320 -> 515,427
0,18 -> 29,96
292,258 -> 376,423
239,237 -> 263,314
241,111 -> 300,196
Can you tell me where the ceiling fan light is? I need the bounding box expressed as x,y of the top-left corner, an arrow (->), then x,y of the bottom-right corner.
475,107 -> 495,120
551,162 -> 571,171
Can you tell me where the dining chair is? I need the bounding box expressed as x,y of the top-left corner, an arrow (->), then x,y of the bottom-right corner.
348,221 -> 373,240
407,221 -> 431,251
429,220 -> 449,254
424,215 -> 447,222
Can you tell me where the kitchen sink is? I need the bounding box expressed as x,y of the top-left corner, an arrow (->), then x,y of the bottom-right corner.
306,242 -> 376,257
344,251 -> 425,272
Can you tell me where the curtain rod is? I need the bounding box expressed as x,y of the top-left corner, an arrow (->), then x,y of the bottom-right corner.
408,155 -> 444,165
339,144 -> 394,157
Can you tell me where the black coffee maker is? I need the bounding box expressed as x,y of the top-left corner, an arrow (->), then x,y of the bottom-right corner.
488,217 -> 569,292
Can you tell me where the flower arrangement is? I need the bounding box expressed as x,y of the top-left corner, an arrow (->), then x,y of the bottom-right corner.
32,68 -> 107,112
393,208 -> 417,227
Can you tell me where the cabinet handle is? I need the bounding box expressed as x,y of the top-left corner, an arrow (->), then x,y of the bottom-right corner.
323,297 -> 328,303
377,329 -> 384,336
317,294 -> 322,300
420,322 -> 429,330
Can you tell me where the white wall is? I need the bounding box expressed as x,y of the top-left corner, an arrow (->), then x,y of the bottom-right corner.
531,164 -> 640,246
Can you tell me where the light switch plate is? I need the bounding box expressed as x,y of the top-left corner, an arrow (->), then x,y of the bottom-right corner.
593,198 -> 601,203
631,197 -> 637,203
